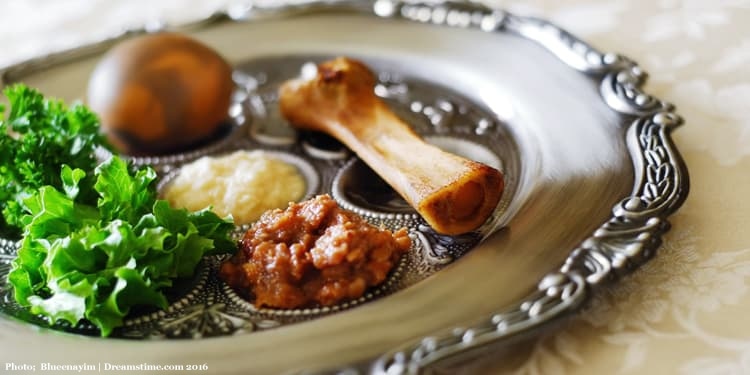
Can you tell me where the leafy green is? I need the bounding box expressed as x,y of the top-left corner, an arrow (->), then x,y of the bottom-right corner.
8,155 -> 236,336
0,84 -> 110,236
1,84 -> 237,336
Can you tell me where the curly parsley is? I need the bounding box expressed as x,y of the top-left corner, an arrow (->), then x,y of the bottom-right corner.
2,85 -> 237,336
0,85 -> 109,236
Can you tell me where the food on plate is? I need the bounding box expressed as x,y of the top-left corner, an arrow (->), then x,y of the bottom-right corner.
0,84 -> 112,236
87,32 -> 234,155
279,57 -> 504,235
220,194 -> 411,309
7,156 -> 237,336
163,150 -> 306,225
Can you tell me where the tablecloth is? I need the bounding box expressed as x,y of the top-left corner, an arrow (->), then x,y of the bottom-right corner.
1,0 -> 749,374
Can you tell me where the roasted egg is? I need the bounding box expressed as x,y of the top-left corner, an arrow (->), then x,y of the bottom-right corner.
87,33 -> 234,155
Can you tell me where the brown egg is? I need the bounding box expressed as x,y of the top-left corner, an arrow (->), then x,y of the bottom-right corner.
87,33 -> 234,155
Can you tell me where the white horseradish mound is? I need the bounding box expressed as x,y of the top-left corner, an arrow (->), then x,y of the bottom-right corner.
164,150 -> 306,225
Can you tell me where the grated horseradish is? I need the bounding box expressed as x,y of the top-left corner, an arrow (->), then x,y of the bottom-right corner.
164,150 -> 306,225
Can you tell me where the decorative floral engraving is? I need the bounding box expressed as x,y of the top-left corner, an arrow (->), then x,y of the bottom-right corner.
600,68 -> 671,116
0,239 -> 17,265
151,303 -> 279,339
0,241 -> 18,310
374,272 -> 587,374
496,227 -> 750,375
414,224 -> 480,266
369,2 -> 688,373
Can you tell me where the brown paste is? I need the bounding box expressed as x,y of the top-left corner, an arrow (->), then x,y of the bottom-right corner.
220,194 -> 411,308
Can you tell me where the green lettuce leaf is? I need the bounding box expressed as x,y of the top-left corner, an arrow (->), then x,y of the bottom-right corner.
94,156 -> 156,223
9,156 -> 236,336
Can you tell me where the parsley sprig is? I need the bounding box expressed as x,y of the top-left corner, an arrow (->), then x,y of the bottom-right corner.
0,85 -> 107,235
1,85 -> 237,336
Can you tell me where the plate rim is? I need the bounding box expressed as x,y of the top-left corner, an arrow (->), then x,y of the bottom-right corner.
0,1 -> 690,373
367,1 -> 689,373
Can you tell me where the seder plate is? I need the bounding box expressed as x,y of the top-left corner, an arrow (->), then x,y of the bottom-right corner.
0,1 -> 688,373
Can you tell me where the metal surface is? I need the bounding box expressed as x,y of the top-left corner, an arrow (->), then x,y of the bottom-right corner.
0,1 -> 688,373
368,2 -> 688,373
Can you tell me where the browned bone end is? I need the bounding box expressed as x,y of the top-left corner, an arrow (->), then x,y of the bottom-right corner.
279,57 -> 504,235
418,161 -> 504,234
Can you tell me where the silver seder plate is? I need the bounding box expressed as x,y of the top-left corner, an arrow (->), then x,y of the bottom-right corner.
0,1 -> 688,374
